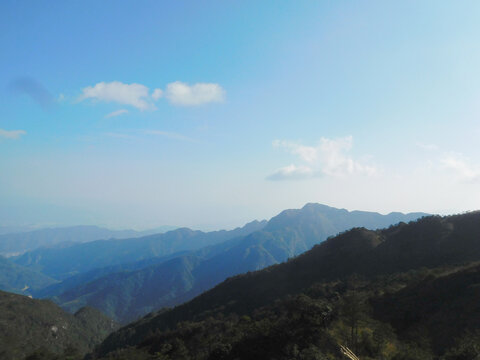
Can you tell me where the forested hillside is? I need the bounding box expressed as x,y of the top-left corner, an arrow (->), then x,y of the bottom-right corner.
92,212 -> 480,360
0,290 -> 118,360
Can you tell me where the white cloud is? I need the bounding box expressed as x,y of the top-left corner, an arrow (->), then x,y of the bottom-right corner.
152,88 -> 163,100
165,81 -> 225,106
0,129 -> 26,139
79,81 -> 155,110
105,109 -> 129,118
273,140 -> 318,163
267,164 -> 314,181
269,136 -> 377,180
441,153 -> 480,182
78,81 -> 225,110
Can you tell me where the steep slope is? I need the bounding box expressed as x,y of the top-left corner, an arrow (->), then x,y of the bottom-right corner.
0,290 -> 118,360
54,204 -> 426,323
0,225 -> 171,257
0,255 -> 57,294
94,211 -> 480,358
373,263 -> 480,355
32,251 -> 191,299
58,256 -> 202,323
13,220 -> 267,280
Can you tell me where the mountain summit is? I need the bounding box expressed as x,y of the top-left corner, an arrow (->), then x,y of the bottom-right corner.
37,204 -> 427,323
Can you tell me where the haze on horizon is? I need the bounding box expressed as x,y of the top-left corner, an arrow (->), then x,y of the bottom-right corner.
1,1 -> 480,230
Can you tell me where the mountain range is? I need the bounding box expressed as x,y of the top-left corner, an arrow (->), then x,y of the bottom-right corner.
4,205 -> 480,359
0,225 -> 177,257
0,203 -> 438,359
28,204 -> 426,323
13,220 -> 267,280
92,211 -> 480,360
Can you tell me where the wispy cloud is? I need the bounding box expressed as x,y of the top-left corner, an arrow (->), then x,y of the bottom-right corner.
104,129 -> 194,142
0,129 -> 26,140
417,142 -> 439,151
8,77 -> 54,110
104,132 -> 137,140
441,152 -> 480,183
105,109 -> 129,118
165,81 -> 225,106
144,130 -> 194,142
267,164 -> 314,181
268,136 -> 377,181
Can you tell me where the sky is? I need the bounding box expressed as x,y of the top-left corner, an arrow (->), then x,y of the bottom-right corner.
2,1 -> 480,230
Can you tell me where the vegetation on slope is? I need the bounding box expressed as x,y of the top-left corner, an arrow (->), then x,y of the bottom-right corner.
92,212 -> 480,360
0,290 -> 119,360
0,255 -> 57,294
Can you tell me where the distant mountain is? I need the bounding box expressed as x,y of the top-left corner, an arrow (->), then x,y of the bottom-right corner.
0,290 -> 118,360
14,220 -> 267,280
50,204 -> 427,323
0,225 -> 39,235
0,255 -> 57,294
0,225 -> 177,257
93,211 -> 480,360
32,251 -> 191,299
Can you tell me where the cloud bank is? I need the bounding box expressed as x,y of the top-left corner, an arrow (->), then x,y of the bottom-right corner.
269,136 -> 377,180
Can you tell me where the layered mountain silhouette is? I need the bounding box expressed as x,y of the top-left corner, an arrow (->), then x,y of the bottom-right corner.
0,255 -> 57,294
13,220 -> 266,280
32,204 -> 426,323
0,225 -> 176,257
92,211 -> 480,360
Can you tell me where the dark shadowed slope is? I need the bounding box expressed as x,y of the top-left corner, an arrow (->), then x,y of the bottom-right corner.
0,290 -> 119,360
373,263 -> 480,355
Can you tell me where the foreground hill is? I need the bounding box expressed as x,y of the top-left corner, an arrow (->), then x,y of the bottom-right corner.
93,211 -> 480,359
0,225 -> 176,257
0,290 -> 118,360
13,220 -> 266,280
46,204 -> 426,322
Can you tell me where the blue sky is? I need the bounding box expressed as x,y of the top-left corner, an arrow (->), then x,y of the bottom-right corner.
2,1 -> 480,230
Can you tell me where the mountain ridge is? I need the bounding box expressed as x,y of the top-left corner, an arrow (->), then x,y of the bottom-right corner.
47,204 -> 427,323
0,224 -> 177,257
93,211 -> 480,358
